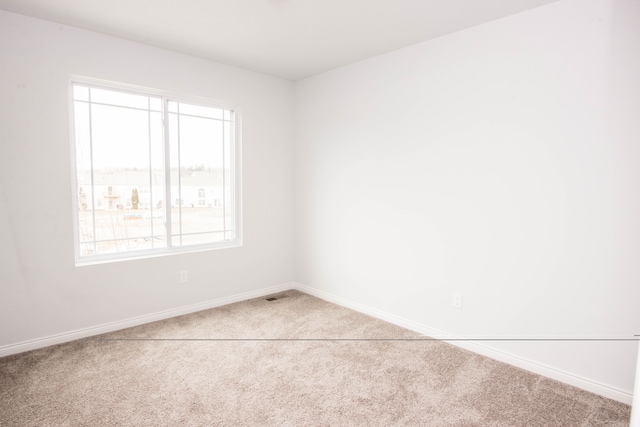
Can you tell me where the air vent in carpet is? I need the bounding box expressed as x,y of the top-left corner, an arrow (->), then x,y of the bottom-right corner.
265,295 -> 289,301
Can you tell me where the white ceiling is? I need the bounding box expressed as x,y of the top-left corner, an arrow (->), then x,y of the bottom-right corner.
0,0 -> 557,80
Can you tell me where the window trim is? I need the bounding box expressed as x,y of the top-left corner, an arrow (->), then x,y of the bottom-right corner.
68,76 -> 242,266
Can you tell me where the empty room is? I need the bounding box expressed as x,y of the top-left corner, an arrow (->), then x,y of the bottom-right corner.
1,0 -> 639,425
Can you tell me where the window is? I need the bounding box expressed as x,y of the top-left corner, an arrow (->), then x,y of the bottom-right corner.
70,79 -> 241,264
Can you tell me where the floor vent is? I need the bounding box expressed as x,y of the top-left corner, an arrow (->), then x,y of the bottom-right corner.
265,295 -> 289,301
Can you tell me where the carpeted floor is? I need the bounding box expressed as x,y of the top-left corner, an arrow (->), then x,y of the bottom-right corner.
0,290 -> 631,426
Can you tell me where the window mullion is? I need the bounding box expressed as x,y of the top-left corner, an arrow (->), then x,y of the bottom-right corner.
147,97 -> 154,248
222,115 -> 226,239
87,89 -> 97,255
176,103 -> 183,247
163,98 -> 172,248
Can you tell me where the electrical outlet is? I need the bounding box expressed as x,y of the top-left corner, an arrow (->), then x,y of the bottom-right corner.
452,292 -> 463,309
180,270 -> 189,283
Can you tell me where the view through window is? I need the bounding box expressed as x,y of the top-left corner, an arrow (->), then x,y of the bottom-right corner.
71,81 -> 240,263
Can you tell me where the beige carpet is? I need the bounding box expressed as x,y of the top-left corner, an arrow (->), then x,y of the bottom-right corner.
0,290 -> 631,426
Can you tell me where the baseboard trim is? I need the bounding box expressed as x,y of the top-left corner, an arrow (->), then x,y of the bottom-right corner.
0,282 -> 294,358
3,281 -> 632,405
293,283 -> 633,405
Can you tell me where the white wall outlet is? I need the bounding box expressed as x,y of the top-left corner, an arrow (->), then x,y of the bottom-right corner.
180,270 -> 189,283
452,292 -> 463,309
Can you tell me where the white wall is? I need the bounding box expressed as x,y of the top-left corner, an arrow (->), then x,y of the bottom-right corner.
294,0 -> 640,397
2,0 -> 639,403
0,11 -> 294,346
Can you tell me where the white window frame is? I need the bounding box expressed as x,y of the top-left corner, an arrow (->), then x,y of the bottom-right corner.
69,77 -> 242,265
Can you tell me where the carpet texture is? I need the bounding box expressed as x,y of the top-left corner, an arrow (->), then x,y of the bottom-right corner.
0,290 -> 631,426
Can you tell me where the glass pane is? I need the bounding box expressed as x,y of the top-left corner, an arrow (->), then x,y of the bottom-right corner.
90,87 -> 149,110
168,113 -> 180,170
86,101 -> 163,254
149,97 -> 162,112
179,206 -> 225,234
178,114 -> 223,235
168,113 -> 181,238
73,85 -> 89,101
148,111 -> 165,248
223,120 -> 234,232
79,242 -> 94,257
179,102 -> 223,120
74,101 -> 92,179
180,232 -> 225,246
170,200 -> 182,241
91,104 -> 150,168
74,100 -> 95,252
74,100 -> 93,221
95,238 -> 156,255
149,111 -> 164,173
179,115 -> 222,168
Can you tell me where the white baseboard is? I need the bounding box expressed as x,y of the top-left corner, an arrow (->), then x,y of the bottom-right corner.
0,282 -> 293,358
293,283 -> 633,405
2,281 -> 632,405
